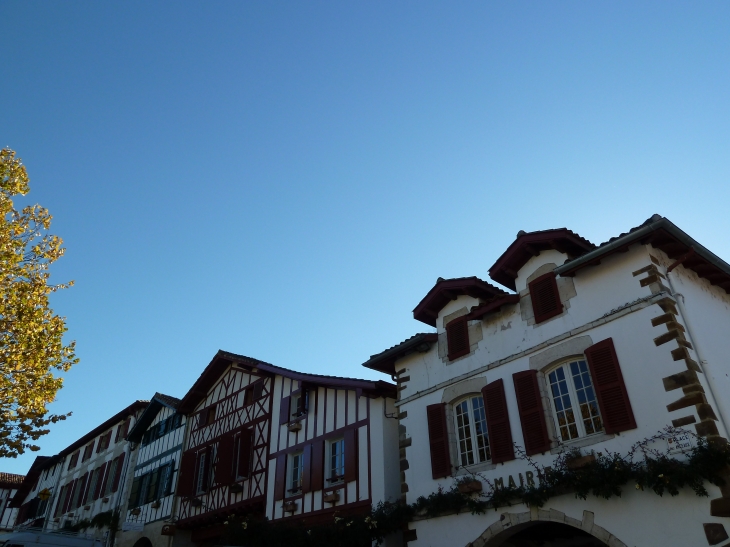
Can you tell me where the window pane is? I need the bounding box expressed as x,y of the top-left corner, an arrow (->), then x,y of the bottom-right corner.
470,397 -> 491,463
454,400 -> 474,466
569,359 -> 603,436
548,364 -> 579,441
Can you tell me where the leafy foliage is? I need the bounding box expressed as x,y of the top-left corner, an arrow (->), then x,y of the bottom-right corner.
221,429 -> 730,547
0,149 -> 77,457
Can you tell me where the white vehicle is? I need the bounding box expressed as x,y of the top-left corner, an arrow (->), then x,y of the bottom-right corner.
0,531 -> 104,547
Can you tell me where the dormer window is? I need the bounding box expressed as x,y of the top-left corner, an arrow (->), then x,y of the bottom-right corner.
446,316 -> 470,361
528,272 -> 563,324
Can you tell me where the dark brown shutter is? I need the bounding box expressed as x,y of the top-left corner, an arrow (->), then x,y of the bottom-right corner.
53,486 -> 65,517
62,480 -> 74,513
82,472 -> 92,505
513,370 -> 551,455
344,428 -> 358,483
215,434 -> 235,485
111,452 -> 125,492
426,403 -> 451,479
77,473 -> 89,507
197,410 -> 207,429
238,428 -> 253,478
585,338 -> 637,434
446,316 -> 470,360
92,464 -> 106,500
176,450 -> 197,497
310,440 -> 324,491
273,453 -> 287,501
279,396 -> 291,424
301,444 -> 312,493
481,379 -> 515,464
529,272 -> 563,324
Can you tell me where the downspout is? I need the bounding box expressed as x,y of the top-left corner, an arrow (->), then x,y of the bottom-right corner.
664,270 -> 730,439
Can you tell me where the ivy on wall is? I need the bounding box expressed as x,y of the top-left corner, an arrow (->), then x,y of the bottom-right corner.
222,429 -> 730,547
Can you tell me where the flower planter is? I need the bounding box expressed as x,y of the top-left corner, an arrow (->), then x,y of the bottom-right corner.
130,508 -> 141,516
229,483 -> 243,494
150,501 -> 160,509
457,480 -> 483,494
287,422 -> 302,432
190,498 -> 203,507
323,492 -> 340,503
283,501 -> 298,513
566,454 -> 596,470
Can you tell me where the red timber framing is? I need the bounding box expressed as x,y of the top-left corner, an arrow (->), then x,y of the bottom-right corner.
175,350 -> 396,537
175,355 -> 273,530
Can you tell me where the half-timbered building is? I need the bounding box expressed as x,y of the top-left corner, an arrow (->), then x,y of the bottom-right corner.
13,401 -> 147,540
118,394 -> 186,547
364,215 -> 730,547
172,350 -> 399,545
0,472 -> 24,530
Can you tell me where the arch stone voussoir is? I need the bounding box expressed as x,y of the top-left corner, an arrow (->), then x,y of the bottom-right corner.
466,508 -> 628,547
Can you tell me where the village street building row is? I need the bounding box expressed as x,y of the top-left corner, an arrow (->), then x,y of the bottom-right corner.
8,215 -> 730,547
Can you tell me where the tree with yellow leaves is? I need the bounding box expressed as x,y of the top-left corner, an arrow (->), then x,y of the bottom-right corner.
0,148 -> 77,457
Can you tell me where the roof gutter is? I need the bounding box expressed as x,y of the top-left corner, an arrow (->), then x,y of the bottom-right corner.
555,216 -> 730,278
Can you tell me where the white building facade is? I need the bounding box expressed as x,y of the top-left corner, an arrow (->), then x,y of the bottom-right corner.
364,215 -> 730,547
0,472 -> 24,530
118,394 -> 186,547
172,350 -> 400,545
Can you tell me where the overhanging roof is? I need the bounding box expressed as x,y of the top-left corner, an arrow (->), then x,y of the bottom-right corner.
178,350 -> 396,414
556,215 -> 730,293
9,456 -> 53,507
413,277 -> 510,327
126,393 -> 181,443
362,333 -> 438,375
489,229 -> 595,291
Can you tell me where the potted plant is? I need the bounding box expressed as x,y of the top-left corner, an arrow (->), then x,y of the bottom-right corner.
283,501 -> 297,512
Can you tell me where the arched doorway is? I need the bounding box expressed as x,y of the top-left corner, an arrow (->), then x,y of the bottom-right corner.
469,509 -> 626,547
132,537 -> 153,547
489,522 -> 606,546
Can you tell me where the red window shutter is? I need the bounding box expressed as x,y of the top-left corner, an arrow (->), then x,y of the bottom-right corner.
53,485 -> 66,517
513,370 -> 551,455
111,452 -> 125,493
62,480 -> 74,513
78,473 -> 89,508
446,316 -> 470,361
529,272 -> 563,324
82,472 -> 92,505
301,444 -> 312,493
215,434 -> 235,485
585,338 -> 637,434
310,440 -> 324,491
273,453 -> 287,501
426,403 -> 451,479
481,379 -> 515,464
114,425 -> 121,443
237,428 -> 253,478
279,396 -> 291,425
344,428 -> 358,483
93,464 -> 106,500
176,450 -> 197,497
98,463 -> 112,498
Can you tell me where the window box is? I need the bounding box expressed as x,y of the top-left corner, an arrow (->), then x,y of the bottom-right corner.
130,508 -> 141,516
323,492 -> 340,503
84,505 -> 90,511
287,422 -> 302,432
102,497 -> 109,503
229,483 -> 243,494
456,479 -> 482,494
190,498 -> 203,507
283,501 -> 297,513
566,453 -> 596,470
150,501 -> 160,509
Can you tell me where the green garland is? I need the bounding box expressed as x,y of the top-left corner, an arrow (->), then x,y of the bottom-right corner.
221,429 -> 730,547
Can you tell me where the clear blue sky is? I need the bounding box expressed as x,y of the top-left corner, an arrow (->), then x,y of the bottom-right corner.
3,1 -> 730,474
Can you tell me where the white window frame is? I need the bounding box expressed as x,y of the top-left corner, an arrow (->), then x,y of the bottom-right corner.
326,438 -> 345,485
546,358 -> 604,443
452,395 -> 491,468
287,452 -> 303,496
